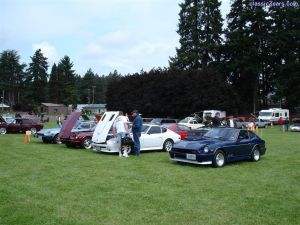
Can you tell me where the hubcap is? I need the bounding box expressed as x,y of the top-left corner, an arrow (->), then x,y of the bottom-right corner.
55,136 -> 62,144
84,139 -> 91,149
165,141 -> 173,151
254,150 -> 260,161
216,153 -> 225,166
31,128 -> 37,134
0,128 -> 6,134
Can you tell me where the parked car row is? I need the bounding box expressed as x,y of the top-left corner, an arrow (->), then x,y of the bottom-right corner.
1,111 -> 272,168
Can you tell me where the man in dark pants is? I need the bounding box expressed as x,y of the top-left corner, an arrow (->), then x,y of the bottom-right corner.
131,110 -> 143,156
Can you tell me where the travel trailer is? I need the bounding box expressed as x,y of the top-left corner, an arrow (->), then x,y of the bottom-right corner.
258,108 -> 289,124
203,110 -> 226,121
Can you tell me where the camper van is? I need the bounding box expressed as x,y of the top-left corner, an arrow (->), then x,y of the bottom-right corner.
203,110 -> 226,121
258,108 -> 289,124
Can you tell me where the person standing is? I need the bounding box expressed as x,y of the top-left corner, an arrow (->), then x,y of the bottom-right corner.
212,115 -> 221,127
57,114 -> 62,128
278,117 -> 284,132
113,111 -> 129,157
284,117 -> 289,132
131,110 -> 143,156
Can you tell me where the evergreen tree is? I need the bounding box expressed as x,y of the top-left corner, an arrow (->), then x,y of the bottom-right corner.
57,56 -> 79,106
48,63 -> 60,103
0,50 -> 26,106
26,49 -> 49,104
224,0 -> 269,113
80,69 -> 96,104
269,3 -> 300,109
169,0 -> 223,69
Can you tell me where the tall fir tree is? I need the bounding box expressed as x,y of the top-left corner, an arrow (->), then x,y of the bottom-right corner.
0,50 -> 26,106
169,0 -> 223,69
57,56 -> 79,106
25,49 -> 49,104
48,63 -> 61,103
269,3 -> 300,109
224,0 -> 269,113
80,69 -> 96,104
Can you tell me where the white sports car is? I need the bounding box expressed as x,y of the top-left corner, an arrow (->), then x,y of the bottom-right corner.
92,111 -> 181,154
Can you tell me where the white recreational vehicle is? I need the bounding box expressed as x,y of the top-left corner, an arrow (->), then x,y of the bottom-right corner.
203,110 -> 226,121
258,108 -> 289,124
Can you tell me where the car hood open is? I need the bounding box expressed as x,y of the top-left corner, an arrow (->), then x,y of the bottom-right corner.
59,111 -> 81,139
92,111 -> 120,143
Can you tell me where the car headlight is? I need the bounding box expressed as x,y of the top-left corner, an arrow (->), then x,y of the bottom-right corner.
204,146 -> 209,153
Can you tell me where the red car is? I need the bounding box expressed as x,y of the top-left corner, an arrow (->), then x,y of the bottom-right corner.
69,130 -> 94,149
0,117 -> 43,135
165,124 -> 191,140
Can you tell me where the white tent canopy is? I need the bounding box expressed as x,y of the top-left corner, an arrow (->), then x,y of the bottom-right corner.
0,103 -> 10,108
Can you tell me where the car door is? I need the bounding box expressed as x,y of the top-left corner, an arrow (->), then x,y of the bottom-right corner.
235,130 -> 252,156
8,119 -> 21,133
142,126 -> 164,149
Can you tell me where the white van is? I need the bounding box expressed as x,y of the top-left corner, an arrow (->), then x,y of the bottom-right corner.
203,110 -> 226,121
258,108 -> 289,124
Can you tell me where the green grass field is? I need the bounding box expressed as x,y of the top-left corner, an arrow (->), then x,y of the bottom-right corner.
0,127 -> 299,225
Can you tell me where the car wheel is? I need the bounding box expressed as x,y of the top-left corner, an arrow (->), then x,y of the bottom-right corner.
264,124 -> 268,128
0,128 -> 7,134
53,134 -> 62,144
30,128 -> 37,135
163,139 -> 174,152
212,150 -> 226,168
81,137 -> 92,149
122,145 -> 132,155
251,147 -> 260,161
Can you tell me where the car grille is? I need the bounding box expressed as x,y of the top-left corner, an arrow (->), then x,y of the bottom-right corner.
172,148 -> 197,154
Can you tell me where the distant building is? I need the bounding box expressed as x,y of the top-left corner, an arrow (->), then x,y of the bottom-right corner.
78,104 -> 107,114
40,103 -> 71,115
0,103 -> 10,112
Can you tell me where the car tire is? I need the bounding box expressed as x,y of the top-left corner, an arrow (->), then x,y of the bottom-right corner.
163,139 -> 174,152
251,147 -> 260,162
81,137 -> 92,149
53,134 -> 62,144
30,128 -> 37,135
0,128 -> 7,134
264,124 -> 268,128
122,145 -> 132,155
212,150 -> 226,168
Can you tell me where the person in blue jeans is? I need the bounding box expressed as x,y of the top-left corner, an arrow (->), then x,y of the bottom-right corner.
131,110 -> 143,156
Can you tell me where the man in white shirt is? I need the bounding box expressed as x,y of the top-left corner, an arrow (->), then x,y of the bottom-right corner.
113,111 -> 129,157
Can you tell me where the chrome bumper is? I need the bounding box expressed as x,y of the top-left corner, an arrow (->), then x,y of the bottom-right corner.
170,158 -> 212,165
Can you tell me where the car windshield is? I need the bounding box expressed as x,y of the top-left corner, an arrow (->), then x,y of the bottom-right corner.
259,112 -> 272,117
151,119 -> 161,124
204,128 -> 238,141
179,117 -> 191,123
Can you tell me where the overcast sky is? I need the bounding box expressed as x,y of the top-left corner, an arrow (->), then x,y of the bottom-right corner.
0,0 -> 230,75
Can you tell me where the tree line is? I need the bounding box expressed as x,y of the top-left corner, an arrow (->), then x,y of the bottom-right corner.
0,0 -> 299,116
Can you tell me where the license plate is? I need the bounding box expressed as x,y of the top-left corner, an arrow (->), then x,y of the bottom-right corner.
38,136 -> 43,139
186,153 -> 196,160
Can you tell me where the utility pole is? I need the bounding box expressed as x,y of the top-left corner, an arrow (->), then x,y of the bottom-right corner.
1,90 -> 4,112
92,86 -> 96,104
87,88 -> 90,105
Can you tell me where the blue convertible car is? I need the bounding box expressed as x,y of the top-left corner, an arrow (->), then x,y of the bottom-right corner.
169,128 -> 266,167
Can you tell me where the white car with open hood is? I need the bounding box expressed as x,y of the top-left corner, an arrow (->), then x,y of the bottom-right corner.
92,111 -> 181,154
